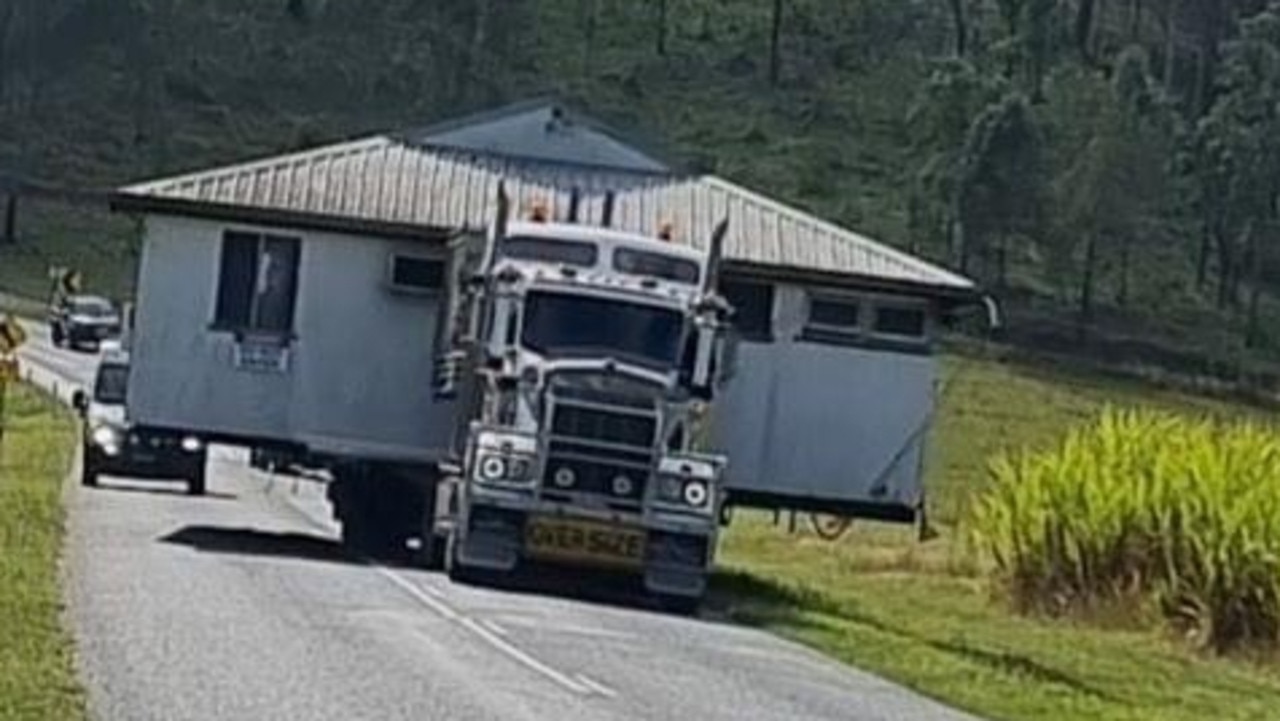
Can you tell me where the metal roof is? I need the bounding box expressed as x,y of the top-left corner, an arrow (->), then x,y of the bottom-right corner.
117,117 -> 974,295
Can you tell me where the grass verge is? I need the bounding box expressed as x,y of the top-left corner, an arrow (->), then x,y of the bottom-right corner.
0,383 -> 84,721
716,353 -> 1280,721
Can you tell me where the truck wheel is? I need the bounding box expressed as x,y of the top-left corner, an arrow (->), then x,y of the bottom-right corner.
52,325 -> 64,348
445,531 -> 484,586
187,467 -> 207,496
656,593 -> 702,617
80,451 -> 99,487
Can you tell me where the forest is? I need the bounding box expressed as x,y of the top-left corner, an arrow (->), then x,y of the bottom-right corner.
1,0 -> 1279,382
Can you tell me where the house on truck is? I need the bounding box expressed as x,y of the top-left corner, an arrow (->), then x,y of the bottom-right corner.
108,99 -> 983,560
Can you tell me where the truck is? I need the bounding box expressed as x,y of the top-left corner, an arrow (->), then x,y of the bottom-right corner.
424,191 -> 732,609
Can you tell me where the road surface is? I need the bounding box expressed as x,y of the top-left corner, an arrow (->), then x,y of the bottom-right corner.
18,323 -> 980,721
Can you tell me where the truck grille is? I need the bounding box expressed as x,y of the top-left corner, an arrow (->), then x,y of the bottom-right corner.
544,399 -> 657,506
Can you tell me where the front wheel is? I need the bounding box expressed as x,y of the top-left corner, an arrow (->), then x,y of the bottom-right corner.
80,449 -> 99,487
51,324 -> 65,348
445,531 -> 489,586
187,467 -> 207,496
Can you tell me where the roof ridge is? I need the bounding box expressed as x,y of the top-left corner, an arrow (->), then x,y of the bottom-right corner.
122,136 -> 391,194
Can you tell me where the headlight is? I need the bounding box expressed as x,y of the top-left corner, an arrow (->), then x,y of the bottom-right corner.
479,455 -> 507,481
91,425 -> 120,448
683,480 -> 710,507
475,453 -> 535,485
181,436 -> 203,452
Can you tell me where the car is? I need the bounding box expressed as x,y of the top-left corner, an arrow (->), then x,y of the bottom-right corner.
50,294 -> 121,351
72,351 -> 208,495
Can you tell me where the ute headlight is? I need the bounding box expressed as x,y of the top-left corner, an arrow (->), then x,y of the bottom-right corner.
683,480 -> 710,507
181,436 -> 203,453
91,425 -> 120,448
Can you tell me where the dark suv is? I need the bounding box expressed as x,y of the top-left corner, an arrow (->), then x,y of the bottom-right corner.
73,351 -> 208,495
50,295 -> 121,351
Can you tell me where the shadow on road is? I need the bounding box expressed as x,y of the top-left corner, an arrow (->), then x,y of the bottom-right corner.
160,526 -> 353,564
92,481 -> 237,501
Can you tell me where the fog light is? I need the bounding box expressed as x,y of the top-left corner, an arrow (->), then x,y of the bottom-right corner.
611,474 -> 634,496
553,466 -> 576,488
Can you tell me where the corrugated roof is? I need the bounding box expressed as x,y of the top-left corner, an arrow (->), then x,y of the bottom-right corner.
119,127 -> 974,294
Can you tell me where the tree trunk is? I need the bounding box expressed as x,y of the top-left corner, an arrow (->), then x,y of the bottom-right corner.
2,194 -> 16,244
1076,0 -> 1097,62
581,0 -> 598,78
1079,233 -> 1100,339
1129,0 -> 1142,42
1117,234 -> 1130,307
1196,220 -> 1211,289
1162,0 -> 1177,93
1215,228 -> 1233,309
948,0 -> 967,57
656,0 -> 668,56
769,0 -> 784,86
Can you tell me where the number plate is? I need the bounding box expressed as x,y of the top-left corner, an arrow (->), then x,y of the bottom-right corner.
525,517 -> 646,570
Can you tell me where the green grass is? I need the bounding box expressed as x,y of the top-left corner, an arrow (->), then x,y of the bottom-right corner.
0,384 -> 84,721
715,353 -> 1280,721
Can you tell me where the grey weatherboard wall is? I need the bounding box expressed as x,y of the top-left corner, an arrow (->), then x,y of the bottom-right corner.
128,214 -> 457,462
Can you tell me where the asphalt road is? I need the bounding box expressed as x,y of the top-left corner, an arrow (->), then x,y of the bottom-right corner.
18,324 -> 981,721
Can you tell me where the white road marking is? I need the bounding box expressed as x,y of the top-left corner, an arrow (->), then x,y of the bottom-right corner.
574,673 -> 618,699
376,567 -> 595,697
479,618 -> 510,637
491,615 -> 638,642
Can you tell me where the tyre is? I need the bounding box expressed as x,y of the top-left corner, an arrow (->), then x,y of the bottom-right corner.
51,324 -> 64,348
445,530 -> 483,586
80,449 -> 99,487
656,593 -> 702,617
186,467 -> 207,496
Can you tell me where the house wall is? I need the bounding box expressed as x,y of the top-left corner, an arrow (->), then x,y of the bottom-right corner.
712,281 -> 937,517
128,214 -> 456,463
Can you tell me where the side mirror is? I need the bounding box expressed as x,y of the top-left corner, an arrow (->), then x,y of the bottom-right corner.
71,390 -> 88,414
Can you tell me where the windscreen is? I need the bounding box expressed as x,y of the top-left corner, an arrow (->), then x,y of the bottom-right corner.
522,291 -> 684,369
71,298 -> 115,318
94,364 -> 129,404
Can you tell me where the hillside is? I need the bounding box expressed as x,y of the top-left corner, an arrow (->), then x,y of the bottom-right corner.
2,0 -> 1280,384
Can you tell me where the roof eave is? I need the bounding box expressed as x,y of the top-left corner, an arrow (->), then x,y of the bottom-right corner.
722,259 -> 983,306
109,192 -> 456,243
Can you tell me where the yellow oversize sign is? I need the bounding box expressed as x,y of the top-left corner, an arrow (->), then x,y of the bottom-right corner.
0,315 -> 26,354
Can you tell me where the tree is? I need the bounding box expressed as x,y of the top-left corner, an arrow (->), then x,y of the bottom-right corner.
947,0 -> 968,57
1191,1 -> 1280,343
655,0 -> 669,56
954,94 -> 1045,284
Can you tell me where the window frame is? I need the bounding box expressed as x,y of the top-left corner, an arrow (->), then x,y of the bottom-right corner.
719,279 -> 776,343
798,288 -> 933,352
210,230 -> 302,339
386,253 -> 446,296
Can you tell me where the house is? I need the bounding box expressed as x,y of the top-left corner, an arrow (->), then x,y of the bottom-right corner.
110,99 -> 981,523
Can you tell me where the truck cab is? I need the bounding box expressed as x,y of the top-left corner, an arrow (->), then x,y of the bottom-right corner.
438,204 -> 731,610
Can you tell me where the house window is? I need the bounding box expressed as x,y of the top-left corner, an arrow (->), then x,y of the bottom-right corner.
800,294 -> 863,345
214,231 -> 300,335
389,254 -> 445,293
874,305 -> 928,339
720,280 -> 774,342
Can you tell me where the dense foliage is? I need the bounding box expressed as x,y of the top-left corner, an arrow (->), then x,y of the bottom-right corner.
4,1 -> 1280,374
971,409 -> 1280,654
